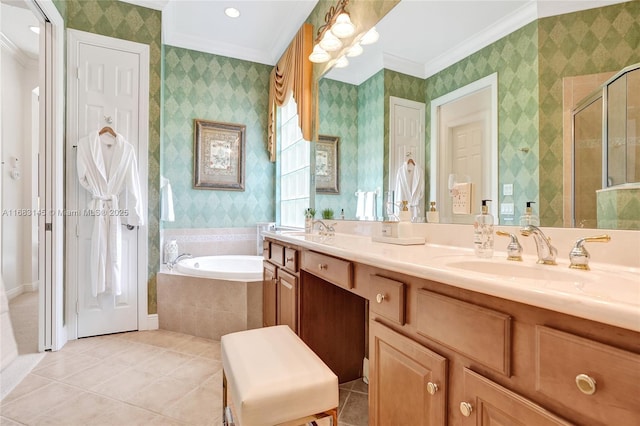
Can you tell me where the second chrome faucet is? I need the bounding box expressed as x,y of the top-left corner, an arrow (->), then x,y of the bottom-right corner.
519,225 -> 557,265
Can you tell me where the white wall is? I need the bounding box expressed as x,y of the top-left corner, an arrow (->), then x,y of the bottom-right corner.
1,43 -> 38,297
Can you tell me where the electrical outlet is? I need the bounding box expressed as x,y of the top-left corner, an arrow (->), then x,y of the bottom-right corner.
503,183 -> 513,196
452,183 -> 472,214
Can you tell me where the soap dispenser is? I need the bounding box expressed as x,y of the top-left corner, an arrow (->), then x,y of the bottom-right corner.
519,201 -> 540,226
473,199 -> 494,258
398,201 -> 412,238
426,201 -> 439,223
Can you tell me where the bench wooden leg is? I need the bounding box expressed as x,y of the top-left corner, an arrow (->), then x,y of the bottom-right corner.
222,370 -> 228,424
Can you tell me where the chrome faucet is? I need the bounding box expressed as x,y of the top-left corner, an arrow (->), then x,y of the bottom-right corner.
167,253 -> 192,270
519,225 -> 557,265
312,220 -> 336,237
569,235 -> 611,270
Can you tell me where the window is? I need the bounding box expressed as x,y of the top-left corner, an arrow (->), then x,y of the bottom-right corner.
276,94 -> 311,228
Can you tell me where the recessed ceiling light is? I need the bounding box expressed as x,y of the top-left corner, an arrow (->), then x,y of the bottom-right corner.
225,7 -> 240,18
29,25 -> 40,34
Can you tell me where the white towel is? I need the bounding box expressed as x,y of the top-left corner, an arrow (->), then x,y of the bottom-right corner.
160,176 -> 175,222
364,191 -> 376,220
356,191 -> 365,219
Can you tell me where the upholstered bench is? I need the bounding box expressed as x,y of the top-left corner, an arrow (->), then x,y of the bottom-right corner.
221,325 -> 339,426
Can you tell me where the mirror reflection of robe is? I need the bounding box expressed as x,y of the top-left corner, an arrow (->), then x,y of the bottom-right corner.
77,131 -> 144,297
395,161 -> 424,210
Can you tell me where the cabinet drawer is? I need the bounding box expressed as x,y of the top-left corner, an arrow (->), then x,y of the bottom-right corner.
461,368 -> 571,425
284,247 -> 298,273
270,243 -> 285,266
262,240 -> 270,260
535,326 -> 640,425
416,290 -> 511,376
302,251 -> 353,289
369,275 -> 405,325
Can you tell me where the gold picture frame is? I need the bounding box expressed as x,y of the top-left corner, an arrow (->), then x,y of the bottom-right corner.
193,119 -> 246,191
315,134 -> 340,194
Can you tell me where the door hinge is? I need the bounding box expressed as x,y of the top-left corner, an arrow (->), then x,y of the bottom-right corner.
45,223 -> 52,231
76,300 -> 79,315
76,223 -> 79,237
76,66 -> 80,80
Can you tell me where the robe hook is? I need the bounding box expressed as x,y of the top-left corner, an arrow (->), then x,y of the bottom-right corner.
104,115 -> 113,124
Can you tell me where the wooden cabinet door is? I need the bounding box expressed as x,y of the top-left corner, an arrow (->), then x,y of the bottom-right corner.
370,320 -> 447,426
262,262 -> 277,327
277,269 -> 298,333
460,368 -> 572,426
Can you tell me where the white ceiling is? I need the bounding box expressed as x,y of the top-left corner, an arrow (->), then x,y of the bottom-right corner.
1,0 -> 40,60
1,0 -> 630,84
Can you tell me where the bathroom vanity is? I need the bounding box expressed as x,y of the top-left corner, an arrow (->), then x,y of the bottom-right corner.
262,229 -> 639,425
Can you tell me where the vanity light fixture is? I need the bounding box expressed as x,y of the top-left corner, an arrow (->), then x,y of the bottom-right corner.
319,31 -> 342,52
331,13 -> 355,38
224,7 -> 240,18
334,56 -> 349,68
308,0 -> 379,66
359,27 -> 379,45
346,43 -> 363,57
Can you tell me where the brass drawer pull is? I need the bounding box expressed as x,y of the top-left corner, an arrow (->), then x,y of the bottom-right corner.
318,263 -> 328,270
286,256 -> 294,262
575,373 -> 597,395
460,401 -> 473,417
376,293 -> 386,304
426,382 -> 439,395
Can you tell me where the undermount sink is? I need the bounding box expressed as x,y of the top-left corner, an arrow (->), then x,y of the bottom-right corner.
446,259 -> 594,283
443,257 -> 639,304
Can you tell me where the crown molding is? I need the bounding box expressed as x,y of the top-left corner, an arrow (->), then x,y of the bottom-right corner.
118,0 -> 168,11
423,1 -> 538,78
1,32 -> 37,68
383,52 -> 425,80
164,31 -> 275,66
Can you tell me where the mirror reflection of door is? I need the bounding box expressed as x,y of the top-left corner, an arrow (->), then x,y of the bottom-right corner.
431,73 -> 498,224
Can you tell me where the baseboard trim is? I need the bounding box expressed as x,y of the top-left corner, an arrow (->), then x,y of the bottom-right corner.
6,283 -> 38,300
146,314 -> 159,330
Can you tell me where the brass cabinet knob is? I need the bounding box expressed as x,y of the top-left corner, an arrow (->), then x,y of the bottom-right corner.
376,293 -> 385,304
575,373 -> 597,395
318,263 -> 327,270
460,401 -> 473,417
286,256 -> 294,262
426,382 -> 439,395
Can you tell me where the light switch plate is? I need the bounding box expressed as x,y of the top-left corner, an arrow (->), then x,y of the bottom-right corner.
500,202 -> 514,215
503,183 -> 513,196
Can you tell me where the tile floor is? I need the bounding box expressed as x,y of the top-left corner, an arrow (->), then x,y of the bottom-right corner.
1,329 -> 369,425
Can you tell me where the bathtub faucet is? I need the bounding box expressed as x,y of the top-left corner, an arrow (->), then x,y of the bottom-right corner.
167,253 -> 192,270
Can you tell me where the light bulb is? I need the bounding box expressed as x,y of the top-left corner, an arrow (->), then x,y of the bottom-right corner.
346,43 -> 363,57
309,45 -> 330,63
334,56 -> 349,68
360,27 -> 379,45
330,13 -> 355,38
319,31 -> 342,52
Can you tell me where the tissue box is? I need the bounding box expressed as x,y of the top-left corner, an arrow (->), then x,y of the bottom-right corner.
381,221 -> 398,237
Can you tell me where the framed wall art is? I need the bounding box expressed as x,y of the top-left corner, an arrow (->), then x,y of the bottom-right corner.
315,134 -> 340,193
193,119 -> 246,191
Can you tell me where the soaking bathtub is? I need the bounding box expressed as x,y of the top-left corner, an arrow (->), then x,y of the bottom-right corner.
157,255 -> 264,339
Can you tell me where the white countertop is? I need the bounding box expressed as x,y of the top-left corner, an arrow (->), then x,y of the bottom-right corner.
264,230 -> 640,333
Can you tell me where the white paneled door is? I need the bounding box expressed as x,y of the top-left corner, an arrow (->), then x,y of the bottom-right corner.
67,30 -> 149,338
389,96 -> 426,216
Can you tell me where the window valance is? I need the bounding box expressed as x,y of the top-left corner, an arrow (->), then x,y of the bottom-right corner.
267,23 -> 313,162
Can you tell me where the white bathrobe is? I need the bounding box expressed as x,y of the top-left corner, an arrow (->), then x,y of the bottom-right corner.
395,161 -> 425,211
77,131 -> 144,297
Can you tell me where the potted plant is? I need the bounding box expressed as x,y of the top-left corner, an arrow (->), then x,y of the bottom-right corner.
321,208 -> 334,220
